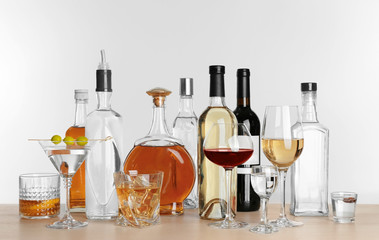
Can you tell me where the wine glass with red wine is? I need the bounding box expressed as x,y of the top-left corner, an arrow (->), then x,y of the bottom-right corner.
203,122 -> 254,229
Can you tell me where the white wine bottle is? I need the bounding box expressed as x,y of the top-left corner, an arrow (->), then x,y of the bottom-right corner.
198,65 -> 238,220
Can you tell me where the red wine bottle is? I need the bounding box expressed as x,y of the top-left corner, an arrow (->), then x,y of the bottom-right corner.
233,68 -> 261,212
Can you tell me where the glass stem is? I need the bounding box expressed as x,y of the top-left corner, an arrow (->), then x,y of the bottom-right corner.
64,177 -> 72,219
225,169 -> 233,222
260,197 -> 268,225
279,169 -> 288,219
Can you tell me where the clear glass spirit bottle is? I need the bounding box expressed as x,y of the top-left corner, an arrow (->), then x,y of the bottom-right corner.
290,82 -> 329,216
124,88 -> 195,216
198,65 -> 238,220
85,50 -> 124,220
66,89 -> 88,211
173,78 -> 198,209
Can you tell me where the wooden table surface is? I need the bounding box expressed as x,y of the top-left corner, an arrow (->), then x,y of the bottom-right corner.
1,204 -> 378,240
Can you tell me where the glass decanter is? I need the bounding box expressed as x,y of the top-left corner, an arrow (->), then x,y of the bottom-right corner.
124,87 -> 195,216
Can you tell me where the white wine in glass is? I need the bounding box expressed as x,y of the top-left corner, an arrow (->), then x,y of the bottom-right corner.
262,106 -> 304,228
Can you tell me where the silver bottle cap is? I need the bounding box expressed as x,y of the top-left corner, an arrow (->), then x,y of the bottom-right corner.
74,89 -> 88,100
179,78 -> 193,96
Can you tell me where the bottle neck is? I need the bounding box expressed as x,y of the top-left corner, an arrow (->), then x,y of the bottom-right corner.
74,100 -> 87,127
301,91 -> 318,122
96,92 -> 112,110
236,75 -> 250,108
237,97 -> 250,108
148,105 -> 170,136
178,96 -> 195,116
210,96 -> 226,107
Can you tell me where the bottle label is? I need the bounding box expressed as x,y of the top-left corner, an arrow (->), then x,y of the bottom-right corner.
237,135 -> 260,174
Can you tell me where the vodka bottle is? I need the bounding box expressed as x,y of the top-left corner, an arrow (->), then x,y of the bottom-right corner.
290,82 -> 329,216
85,50 -> 124,220
198,65 -> 238,220
173,78 -> 198,209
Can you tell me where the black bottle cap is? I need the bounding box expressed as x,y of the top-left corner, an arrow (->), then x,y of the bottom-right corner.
301,82 -> 317,92
237,68 -> 250,78
209,65 -> 225,97
209,65 -> 225,74
96,70 -> 112,92
237,69 -> 250,98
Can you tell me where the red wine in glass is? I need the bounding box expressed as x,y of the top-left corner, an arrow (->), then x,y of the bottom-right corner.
204,148 -> 254,170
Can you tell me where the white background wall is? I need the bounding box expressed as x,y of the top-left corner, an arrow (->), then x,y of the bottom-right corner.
1,0 -> 378,204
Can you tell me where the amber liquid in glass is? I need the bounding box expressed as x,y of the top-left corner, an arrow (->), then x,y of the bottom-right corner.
116,182 -> 160,227
124,145 -> 195,215
19,198 -> 60,217
66,126 -> 85,209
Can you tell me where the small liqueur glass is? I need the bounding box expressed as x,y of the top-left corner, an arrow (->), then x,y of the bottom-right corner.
331,192 -> 357,223
19,173 -> 60,219
203,123 -> 254,229
250,166 -> 278,234
114,171 -> 164,228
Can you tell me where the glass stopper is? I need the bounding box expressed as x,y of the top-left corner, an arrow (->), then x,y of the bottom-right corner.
146,87 -> 172,107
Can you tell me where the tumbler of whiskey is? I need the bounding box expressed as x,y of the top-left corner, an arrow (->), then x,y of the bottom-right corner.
19,173 -> 60,219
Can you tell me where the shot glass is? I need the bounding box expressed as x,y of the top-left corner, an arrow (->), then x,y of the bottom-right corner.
114,171 -> 164,228
19,173 -> 60,219
331,192 -> 357,223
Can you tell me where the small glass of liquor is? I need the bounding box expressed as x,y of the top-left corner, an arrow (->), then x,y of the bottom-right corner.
19,173 -> 60,219
331,192 -> 357,223
114,171 -> 164,228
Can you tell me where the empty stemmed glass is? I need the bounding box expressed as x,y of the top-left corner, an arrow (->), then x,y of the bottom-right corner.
250,166 -> 278,234
203,123 -> 254,229
262,106 -> 304,228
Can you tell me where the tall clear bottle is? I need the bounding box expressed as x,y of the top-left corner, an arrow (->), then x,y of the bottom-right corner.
198,65 -> 238,220
85,50 -> 124,220
290,82 -> 329,216
173,78 -> 198,209
66,89 -> 88,211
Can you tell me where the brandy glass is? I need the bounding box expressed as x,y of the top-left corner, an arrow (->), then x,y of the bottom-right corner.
262,106 -> 304,228
203,123 -> 254,229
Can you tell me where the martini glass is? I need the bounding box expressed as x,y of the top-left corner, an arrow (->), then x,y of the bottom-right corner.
35,139 -> 95,229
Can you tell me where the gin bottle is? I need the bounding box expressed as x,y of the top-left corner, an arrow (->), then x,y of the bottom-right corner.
85,50 -> 124,220
173,78 -> 198,209
290,82 -> 329,216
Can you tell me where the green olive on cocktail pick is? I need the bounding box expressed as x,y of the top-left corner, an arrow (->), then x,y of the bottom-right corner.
76,136 -> 88,146
63,136 -> 75,145
51,135 -> 62,144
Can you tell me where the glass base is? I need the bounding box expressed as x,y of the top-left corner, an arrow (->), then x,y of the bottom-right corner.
208,219 -> 248,229
270,217 -> 303,228
249,224 -> 279,234
183,198 -> 198,209
333,217 -> 355,223
47,218 -> 88,229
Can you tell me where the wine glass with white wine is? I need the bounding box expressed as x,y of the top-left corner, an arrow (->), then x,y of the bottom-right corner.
262,106 -> 304,228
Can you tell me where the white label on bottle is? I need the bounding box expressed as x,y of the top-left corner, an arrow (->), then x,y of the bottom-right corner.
237,135 -> 260,174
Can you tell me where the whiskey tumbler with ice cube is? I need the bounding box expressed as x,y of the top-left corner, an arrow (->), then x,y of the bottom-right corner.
114,171 -> 164,228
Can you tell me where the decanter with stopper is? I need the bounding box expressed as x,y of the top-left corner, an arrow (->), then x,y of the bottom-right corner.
123,87 -> 195,216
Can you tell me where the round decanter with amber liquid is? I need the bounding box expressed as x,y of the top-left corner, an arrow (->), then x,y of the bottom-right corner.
124,88 -> 195,216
